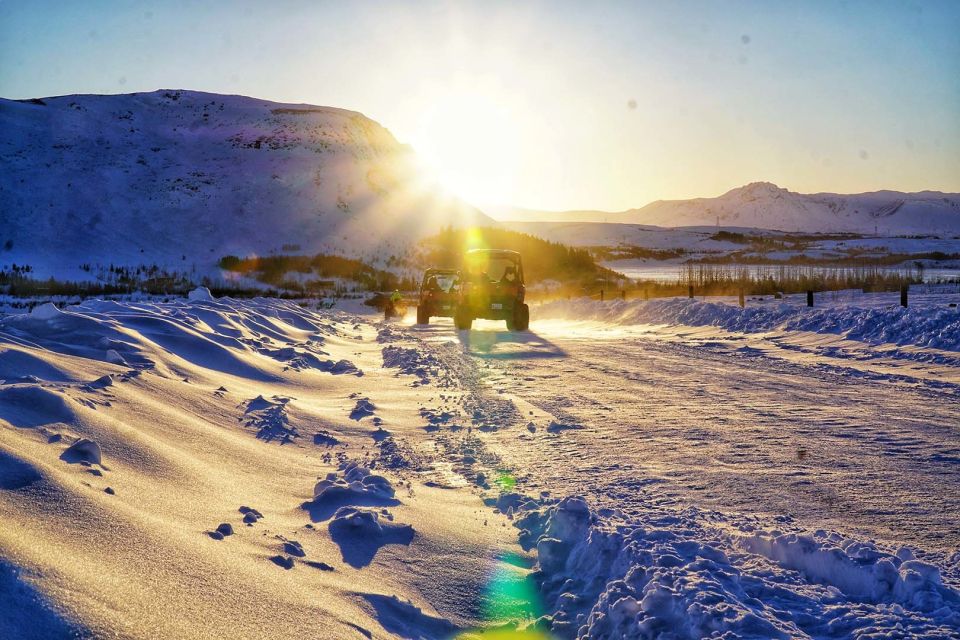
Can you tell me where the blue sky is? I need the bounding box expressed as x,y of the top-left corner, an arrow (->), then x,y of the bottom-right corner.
1,0 -> 958,209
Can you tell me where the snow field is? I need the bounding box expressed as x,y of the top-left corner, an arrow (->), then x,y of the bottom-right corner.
2,291 -> 958,638
536,291 -> 960,351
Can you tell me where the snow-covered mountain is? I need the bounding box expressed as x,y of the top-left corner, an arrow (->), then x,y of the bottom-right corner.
0,90 -> 491,276
493,182 -> 960,235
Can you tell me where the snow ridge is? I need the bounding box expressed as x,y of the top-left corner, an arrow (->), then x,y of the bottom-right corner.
511,495 -> 960,638
536,296 -> 960,351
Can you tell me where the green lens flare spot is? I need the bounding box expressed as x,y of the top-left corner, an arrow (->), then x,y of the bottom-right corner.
481,553 -> 541,622
495,472 -> 515,491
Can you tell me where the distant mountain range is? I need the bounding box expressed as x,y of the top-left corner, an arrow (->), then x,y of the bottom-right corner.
492,182 -> 960,236
0,90 -> 489,276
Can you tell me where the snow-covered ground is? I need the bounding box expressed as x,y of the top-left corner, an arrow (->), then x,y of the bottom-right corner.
535,288 -> 960,351
2,291 -> 959,638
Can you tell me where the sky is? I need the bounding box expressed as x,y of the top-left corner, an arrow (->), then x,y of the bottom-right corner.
1,0 -> 958,211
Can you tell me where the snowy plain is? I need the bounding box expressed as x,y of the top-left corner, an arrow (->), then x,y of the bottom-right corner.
1,290 -> 959,639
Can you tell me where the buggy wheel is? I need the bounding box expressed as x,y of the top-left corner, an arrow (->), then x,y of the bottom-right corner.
416,305 -> 429,325
455,310 -> 473,331
513,303 -> 530,331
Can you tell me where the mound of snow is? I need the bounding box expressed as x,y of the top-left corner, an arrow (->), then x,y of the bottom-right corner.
104,350 -> 127,365
313,462 -> 395,502
328,506 -> 415,568
0,386 -> 77,428
349,398 -> 377,421
61,438 -> 102,465
29,303 -> 62,320
741,533 -> 955,611
187,287 -> 215,302
318,358 -> 362,376
0,450 -> 43,490
381,345 -> 440,385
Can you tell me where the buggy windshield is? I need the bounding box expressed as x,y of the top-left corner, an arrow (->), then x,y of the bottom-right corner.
464,254 -> 519,284
433,274 -> 458,292
423,272 -> 459,293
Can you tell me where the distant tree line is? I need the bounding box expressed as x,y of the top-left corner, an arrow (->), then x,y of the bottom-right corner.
218,254 -> 417,292
419,226 -> 623,285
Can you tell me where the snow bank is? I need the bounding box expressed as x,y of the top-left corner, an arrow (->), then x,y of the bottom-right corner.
741,532 -> 953,611
536,297 -> 960,350
29,302 -> 63,320
509,495 -> 960,638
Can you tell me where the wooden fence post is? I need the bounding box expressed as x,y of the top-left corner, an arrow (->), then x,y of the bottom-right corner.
901,284 -> 908,308
738,289 -> 745,308
807,290 -> 814,307
600,289 -> 604,302
688,285 -> 694,299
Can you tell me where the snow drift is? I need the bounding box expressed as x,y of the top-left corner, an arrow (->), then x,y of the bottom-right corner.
536,296 -> 960,351
511,495 -> 960,639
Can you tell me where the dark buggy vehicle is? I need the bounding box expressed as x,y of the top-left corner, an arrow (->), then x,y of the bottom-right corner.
455,249 -> 529,331
416,268 -> 461,325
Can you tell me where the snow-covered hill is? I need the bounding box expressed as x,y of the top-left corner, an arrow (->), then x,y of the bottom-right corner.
494,182 -> 960,235
0,90 -> 491,277
639,182 -> 960,235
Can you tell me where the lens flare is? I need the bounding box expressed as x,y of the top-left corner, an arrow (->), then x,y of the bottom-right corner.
465,227 -> 488,252
455,552 -> 551,639
495,471 -> 516,492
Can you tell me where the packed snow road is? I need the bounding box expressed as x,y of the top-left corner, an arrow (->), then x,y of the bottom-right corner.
438,317 -> 960,554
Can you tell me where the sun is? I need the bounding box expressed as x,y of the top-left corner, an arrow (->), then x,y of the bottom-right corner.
407,88 -> 523,207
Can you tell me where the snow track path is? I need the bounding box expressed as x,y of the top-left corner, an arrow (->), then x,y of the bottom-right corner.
411,316 -> 960,637
460,319 -> 960,554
